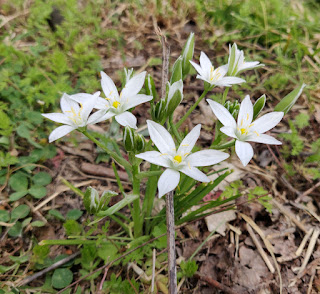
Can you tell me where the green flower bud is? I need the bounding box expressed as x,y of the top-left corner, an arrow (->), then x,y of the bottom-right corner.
123,126 -> 136,152
145,74 -> 158,102
135,134 -> 146,153
224,100 -> 240,120
166,80 -> 183,115
181,32 -> 195,77
170,56 -> 183,84
83,187 -> 117,215
151,100 -> 167,123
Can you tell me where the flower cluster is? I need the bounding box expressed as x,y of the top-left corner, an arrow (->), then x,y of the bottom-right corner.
43,40 -> 301,197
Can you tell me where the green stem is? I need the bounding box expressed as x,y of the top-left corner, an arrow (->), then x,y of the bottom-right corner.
169,114 -> 182,143
221,87 -> 230,105
112,161 -> 125,196
211,139 -> 236,150
137,170 -> 163,179
39,239 -> 126,246
132,163 -> 142,238
176,88 -> 209,129
109,214 -> 130,235
82,130 -> 131,171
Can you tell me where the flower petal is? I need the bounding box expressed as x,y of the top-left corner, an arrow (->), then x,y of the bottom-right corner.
48,125 -> 76,143
115,111 -> 137,129
247,133 -> 282,145
190,60 -> 205,77
199,51 -> 212,72
251,112 -> 284,134
158,169 -> 180,198
81,92 -> 100,122
237,95 -> 253,126
42,113 -> 72,125
177,124 -> 201,155
124,94 -> 153,110
168,80 -> 183,100
186,150 -> 229,167
121,71 -> 146,98
147,120 -> 176,154
87,109 -> 114,124
220,126 -> 237,138
238,61 -> 262,72
180,165 -> 210,182
214,76 -> 246,87
95,97 -> 110,110
70,93 -> 94,104
101,71 -> 119,99
60,93 -> 80,115
206,99 -> 237,128
235,140 -> 254,166
135,151 -> 171,168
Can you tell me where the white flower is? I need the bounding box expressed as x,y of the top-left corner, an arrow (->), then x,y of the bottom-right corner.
136,120 -> 229,197
124,68 -> 134,84
72,71 -> 152,129
207,95 -> 284,166
42,92 -> 102,143
190,51 -> 245,87
226,43 -> 264,76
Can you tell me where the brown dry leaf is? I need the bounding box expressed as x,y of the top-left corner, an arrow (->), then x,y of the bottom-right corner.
205,210 -> 237,235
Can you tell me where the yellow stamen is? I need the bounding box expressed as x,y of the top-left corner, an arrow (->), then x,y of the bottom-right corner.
181,144 -> 189,147
240,128 -> 248,135
241,119 -> 244,126
112,101 -> 120,108
173,155 -> 182,163
188,161 -> 191,169
254,131 -> 260,136
160,153 -> 168,156
246,113 -> 249,120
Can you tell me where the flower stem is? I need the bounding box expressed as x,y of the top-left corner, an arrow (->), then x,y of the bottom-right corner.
169,114 -> 182,143
82,130 -> 131,171
137,170 -> 163,179
132,163 -> 142,238
211,139 -> 236,150
221,87 -> 230,104
175,89 -> 209,129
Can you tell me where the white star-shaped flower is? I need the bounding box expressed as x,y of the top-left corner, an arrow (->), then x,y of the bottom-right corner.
71,71 -> 152,129
42,92 -> 102,142
226,43 -> 264,76
136,120 -> 229,197
207,95 -> 284,166
190,51 -> 245,87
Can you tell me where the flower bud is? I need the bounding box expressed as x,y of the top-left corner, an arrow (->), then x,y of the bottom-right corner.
166,80 -> 183,115
170,56 -> 183,84
123,126 -> 136,152
224,100 -> 240,120
135,134 -> 146,153
124,68 -> 134,84
181,32 -> 195,77
227,43 -> 238,76
151,100 -> 167,123
145,74 -> 158,102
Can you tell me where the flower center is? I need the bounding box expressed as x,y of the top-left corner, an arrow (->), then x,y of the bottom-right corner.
173,155 -> 182,163
240,128 -> 248,135
210,66 -> 221,81
112,101 -> 120,108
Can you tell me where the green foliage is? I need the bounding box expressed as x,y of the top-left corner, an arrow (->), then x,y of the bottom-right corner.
180,260 -> 198,278
52,268 -> 73,289
280,120 -> 304,157
63,220 -> 82,236
103,273 -> 139,294
248,187 -> 272,213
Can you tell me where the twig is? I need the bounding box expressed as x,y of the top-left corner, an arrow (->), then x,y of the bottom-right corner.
17,252 -> 80,287
195,273 -> 238,294
151,248 -> 156,293
166,191 -> 177,294
98,257 -> 110,292
298,228 -> 320,274
246,223 -> 275,273
295,181 -> 320,203
295,228 -> 313,257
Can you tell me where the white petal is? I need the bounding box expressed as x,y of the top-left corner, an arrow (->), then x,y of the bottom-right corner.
42,113 -> 72,125
60,93 -> 80,115
158,169 -> 180,198
177,124 -> 201,155
238,61 -> 261,72
101,71 -> 119,99
186,150 -> 229,167
70,93 -> 94,104
237,95 -> 253,126
206,99 -> 237,128
81,92 -> 100,122
135,151 -> 171,168
180,165 -> 210,182
121,71 -> 146,98
196,74 -> 211,84
168,80 -> 183,100
115,111 -> 137,129
190,60 -> 205,77
124,94 -> 153,110
220,126 -> 237,138
247,133 -> 282,145
87,109 -> 114,124
235,140 -> 254,166
48,125 -> 76,143
95,97 -> 110,110
147,120 -> 176,154
251,112 -> 284,134
199,51 -> 212,72
215,77 -> 246,87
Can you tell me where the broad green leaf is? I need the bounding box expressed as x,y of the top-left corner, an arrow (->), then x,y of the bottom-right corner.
11,205 -> 30,220
31,221 -> 46,227
22,217 -> 32,227
253,94 -> 266,120
9,190 -> 28,202
274,83 -> 306,115
66,209 -> 83,220
8,221 -> 23,237
52,268 -> 73,289
29,185 -> 47,199
97,242 -> 119,262
32,172 -> 52,186
97,194 -> 139,217
170,56 -> 183,84
9,172 -> 29,191
0,210 -> 10,222
49,209 -> 65,221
